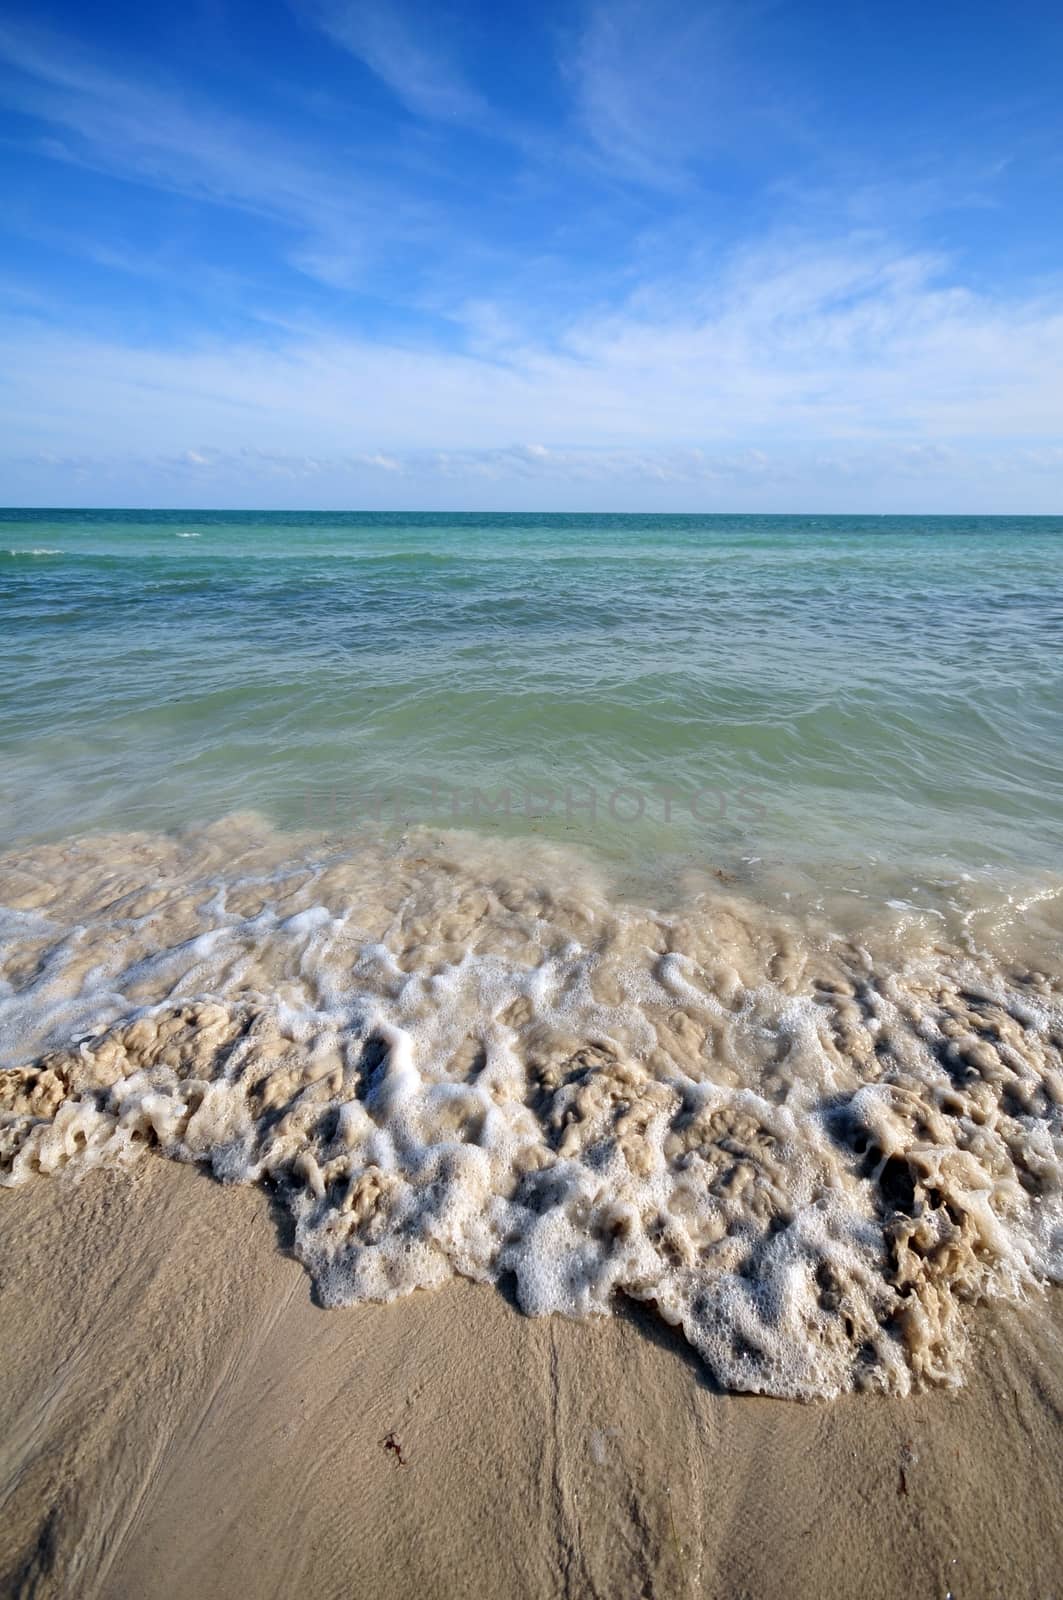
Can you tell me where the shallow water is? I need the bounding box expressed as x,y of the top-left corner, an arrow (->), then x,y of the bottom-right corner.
3,509 -> 1062,883
1,511 -> 1061,1396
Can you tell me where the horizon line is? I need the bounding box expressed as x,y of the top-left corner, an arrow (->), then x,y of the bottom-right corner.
3,504 -> 1063,520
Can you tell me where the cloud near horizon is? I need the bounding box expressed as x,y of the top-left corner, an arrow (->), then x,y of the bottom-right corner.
0,1 -> 1061,510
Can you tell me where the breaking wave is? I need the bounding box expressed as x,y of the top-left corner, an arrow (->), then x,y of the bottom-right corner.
1,815 -> 1061,1398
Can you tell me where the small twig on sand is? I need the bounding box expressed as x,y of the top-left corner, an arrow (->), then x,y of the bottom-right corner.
667,1488 -> 682,1557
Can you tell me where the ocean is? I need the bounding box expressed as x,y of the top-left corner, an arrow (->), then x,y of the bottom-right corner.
2,508 -> 1062,1396
3,509 -> 1063,879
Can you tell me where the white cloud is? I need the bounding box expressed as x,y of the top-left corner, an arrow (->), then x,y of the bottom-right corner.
9,436 -> 1061,516
301,1 -> 486,124
565,0 -> 787,187
0,20 -> 431,289
2,233 -> 1062,509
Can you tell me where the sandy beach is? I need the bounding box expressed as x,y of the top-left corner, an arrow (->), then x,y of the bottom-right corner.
3,1157 -> 1062,1600
5,0 -> 1063,1580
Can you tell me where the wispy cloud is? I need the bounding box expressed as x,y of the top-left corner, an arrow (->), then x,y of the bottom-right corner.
1,1 -> 1059,510
300,1 -> 486,124
0,19 -> 433,290
565,0 -> 792,187
2,234 -> 1062,508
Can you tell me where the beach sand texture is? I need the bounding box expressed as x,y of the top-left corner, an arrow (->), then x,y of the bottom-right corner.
3,512 -> 1063,1597
3,821 -> 1062,1404
2,1159 -> 1062,1600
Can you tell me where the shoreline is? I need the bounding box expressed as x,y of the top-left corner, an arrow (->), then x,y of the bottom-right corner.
3,1157 -> 1063,1599
2,815 -> 1062,1401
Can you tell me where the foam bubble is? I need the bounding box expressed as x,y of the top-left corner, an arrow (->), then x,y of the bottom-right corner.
1,817 -> 1061,1398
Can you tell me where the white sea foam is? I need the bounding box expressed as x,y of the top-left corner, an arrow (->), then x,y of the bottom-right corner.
1,816 -> 1061,1399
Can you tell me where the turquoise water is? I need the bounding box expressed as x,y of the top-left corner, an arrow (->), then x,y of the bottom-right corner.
3,508 -> 1062,887
3,509 -> 1063,1397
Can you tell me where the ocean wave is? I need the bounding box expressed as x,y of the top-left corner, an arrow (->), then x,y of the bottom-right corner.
4,547 -> 62,557
1,816 -> 1060,1399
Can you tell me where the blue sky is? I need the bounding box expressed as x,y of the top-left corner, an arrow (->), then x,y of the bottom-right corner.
1,0 -> 1061,510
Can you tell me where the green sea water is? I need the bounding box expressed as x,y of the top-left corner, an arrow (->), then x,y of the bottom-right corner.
4,509 -> 1063,1399
2,508 -> 1062,894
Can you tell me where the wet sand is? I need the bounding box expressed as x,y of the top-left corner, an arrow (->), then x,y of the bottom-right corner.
2,1158 -> 1062,1600
6,821 -> 1063,1402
